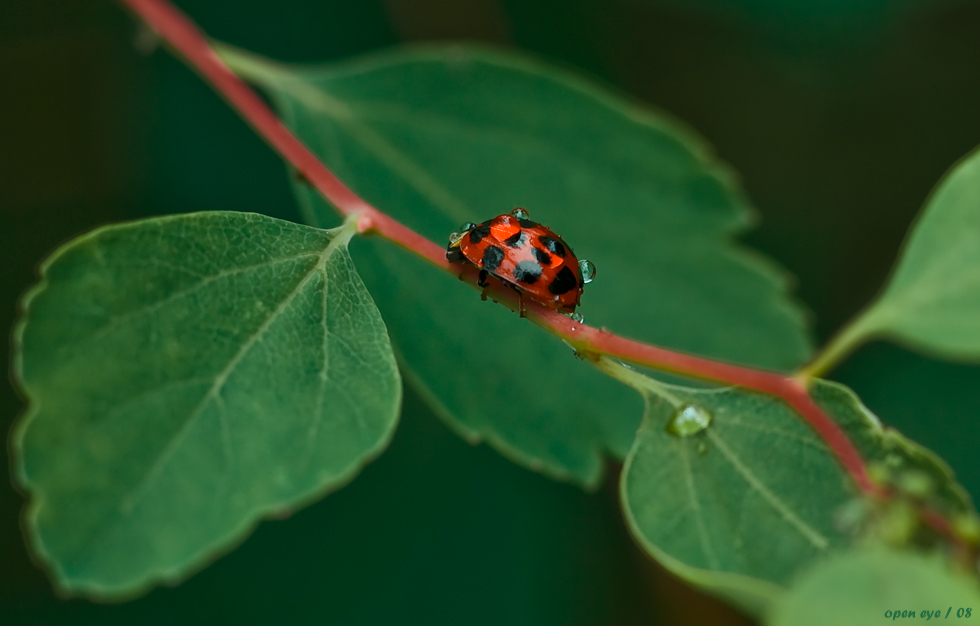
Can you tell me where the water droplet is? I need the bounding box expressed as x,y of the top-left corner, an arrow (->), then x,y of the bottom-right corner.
665,404 -> 713,437
953,513 -> 980,544
449,232 -> 460,243
579,259 -> 596,284
696,441 -> 707,456
459,222 -> 476,232
833,498 -> 871,534
897,470 -> 933,498
879,500 -> 918,545
867,462 -> 891,485
569,311 -> 584,323
511,207 -> 530,220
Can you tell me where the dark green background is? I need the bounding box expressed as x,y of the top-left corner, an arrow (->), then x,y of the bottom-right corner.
2,0 -> 979,624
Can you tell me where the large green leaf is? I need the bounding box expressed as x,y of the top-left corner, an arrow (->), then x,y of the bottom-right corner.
620,370 -> 976,615
221,44 -> 812,486
808,146 -> 980,371
11,212 -> 401,598
767,546 -> 980,626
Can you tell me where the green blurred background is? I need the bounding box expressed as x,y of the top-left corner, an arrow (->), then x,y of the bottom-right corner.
2,0 -> 979,623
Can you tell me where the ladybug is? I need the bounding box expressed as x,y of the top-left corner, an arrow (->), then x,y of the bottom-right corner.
446,207 -> 595,317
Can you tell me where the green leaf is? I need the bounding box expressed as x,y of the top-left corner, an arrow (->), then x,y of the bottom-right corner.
619,368 -> 976,616
870,146 -> 980,356
222,43 -> 812,486
767,546 -> 980,626
620,375 -> 851,615
807,146 -> 980,373
11,211 -> 401,598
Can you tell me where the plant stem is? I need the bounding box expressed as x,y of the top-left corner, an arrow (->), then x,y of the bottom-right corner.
116,0 -> 871,492
591,356 -> 684,407
116,0 -> 972,553
117,0 -> 444,268
795,308 -> 880,381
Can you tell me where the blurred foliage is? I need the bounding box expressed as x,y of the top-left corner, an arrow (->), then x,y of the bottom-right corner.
3,0 -> 980,624
766,545 -> 980,626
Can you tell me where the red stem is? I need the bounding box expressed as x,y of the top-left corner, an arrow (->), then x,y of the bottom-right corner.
121,0 -> 444,266
119,0 -> 971,550
119,0 -> 871,490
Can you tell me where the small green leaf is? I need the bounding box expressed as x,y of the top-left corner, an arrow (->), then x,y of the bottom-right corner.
807,146 -> 980,373
767,546 -> 980,626
618,366 -> 976,616
810,380 -> 974,522
11,211 -> 401,598
222,43 -> 812,486
620,374 -> 851,615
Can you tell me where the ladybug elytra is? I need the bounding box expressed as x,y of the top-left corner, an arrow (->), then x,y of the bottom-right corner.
446,208 -> 595,317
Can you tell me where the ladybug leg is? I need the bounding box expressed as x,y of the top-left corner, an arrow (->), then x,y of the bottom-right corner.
478,269 -> 489,301
503,284 -> 526,317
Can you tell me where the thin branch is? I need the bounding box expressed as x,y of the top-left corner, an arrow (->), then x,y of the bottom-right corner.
118,0 -> 973,553
118,0 -> 442,267
795,308 -> 880,380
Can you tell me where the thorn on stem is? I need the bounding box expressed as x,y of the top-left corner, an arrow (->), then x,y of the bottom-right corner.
357,213 -> 376,234
294,170 -> 313,188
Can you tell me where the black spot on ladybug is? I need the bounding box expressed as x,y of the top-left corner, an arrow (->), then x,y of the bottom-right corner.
538,236 -> 566,258
517,218 -> 537,229
481,245 -> 505,272
513,260 -> 542,284
548,266 -> 578,295
446,246 -> 465,263
469,223 -> 491,244
504,230 -> 527,248
532,247 -> 552,265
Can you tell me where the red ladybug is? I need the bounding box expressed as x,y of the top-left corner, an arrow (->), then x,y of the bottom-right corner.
446,208 -> 595,316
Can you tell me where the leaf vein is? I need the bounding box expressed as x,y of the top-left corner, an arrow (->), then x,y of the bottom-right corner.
679,441 -> 721,569
707,430 -> 829,550
106,234 -> 346,532
69,254 -> 320,358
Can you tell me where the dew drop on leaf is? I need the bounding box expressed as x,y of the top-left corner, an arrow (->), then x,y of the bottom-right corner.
665,404 -> 714,437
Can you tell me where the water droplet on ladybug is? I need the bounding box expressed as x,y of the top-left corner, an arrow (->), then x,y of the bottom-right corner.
459,222 -> 476,232
510,207 -> 530,220
665,404 -> 713,437
579,259 -> 596,284
449,232 -> 460,242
